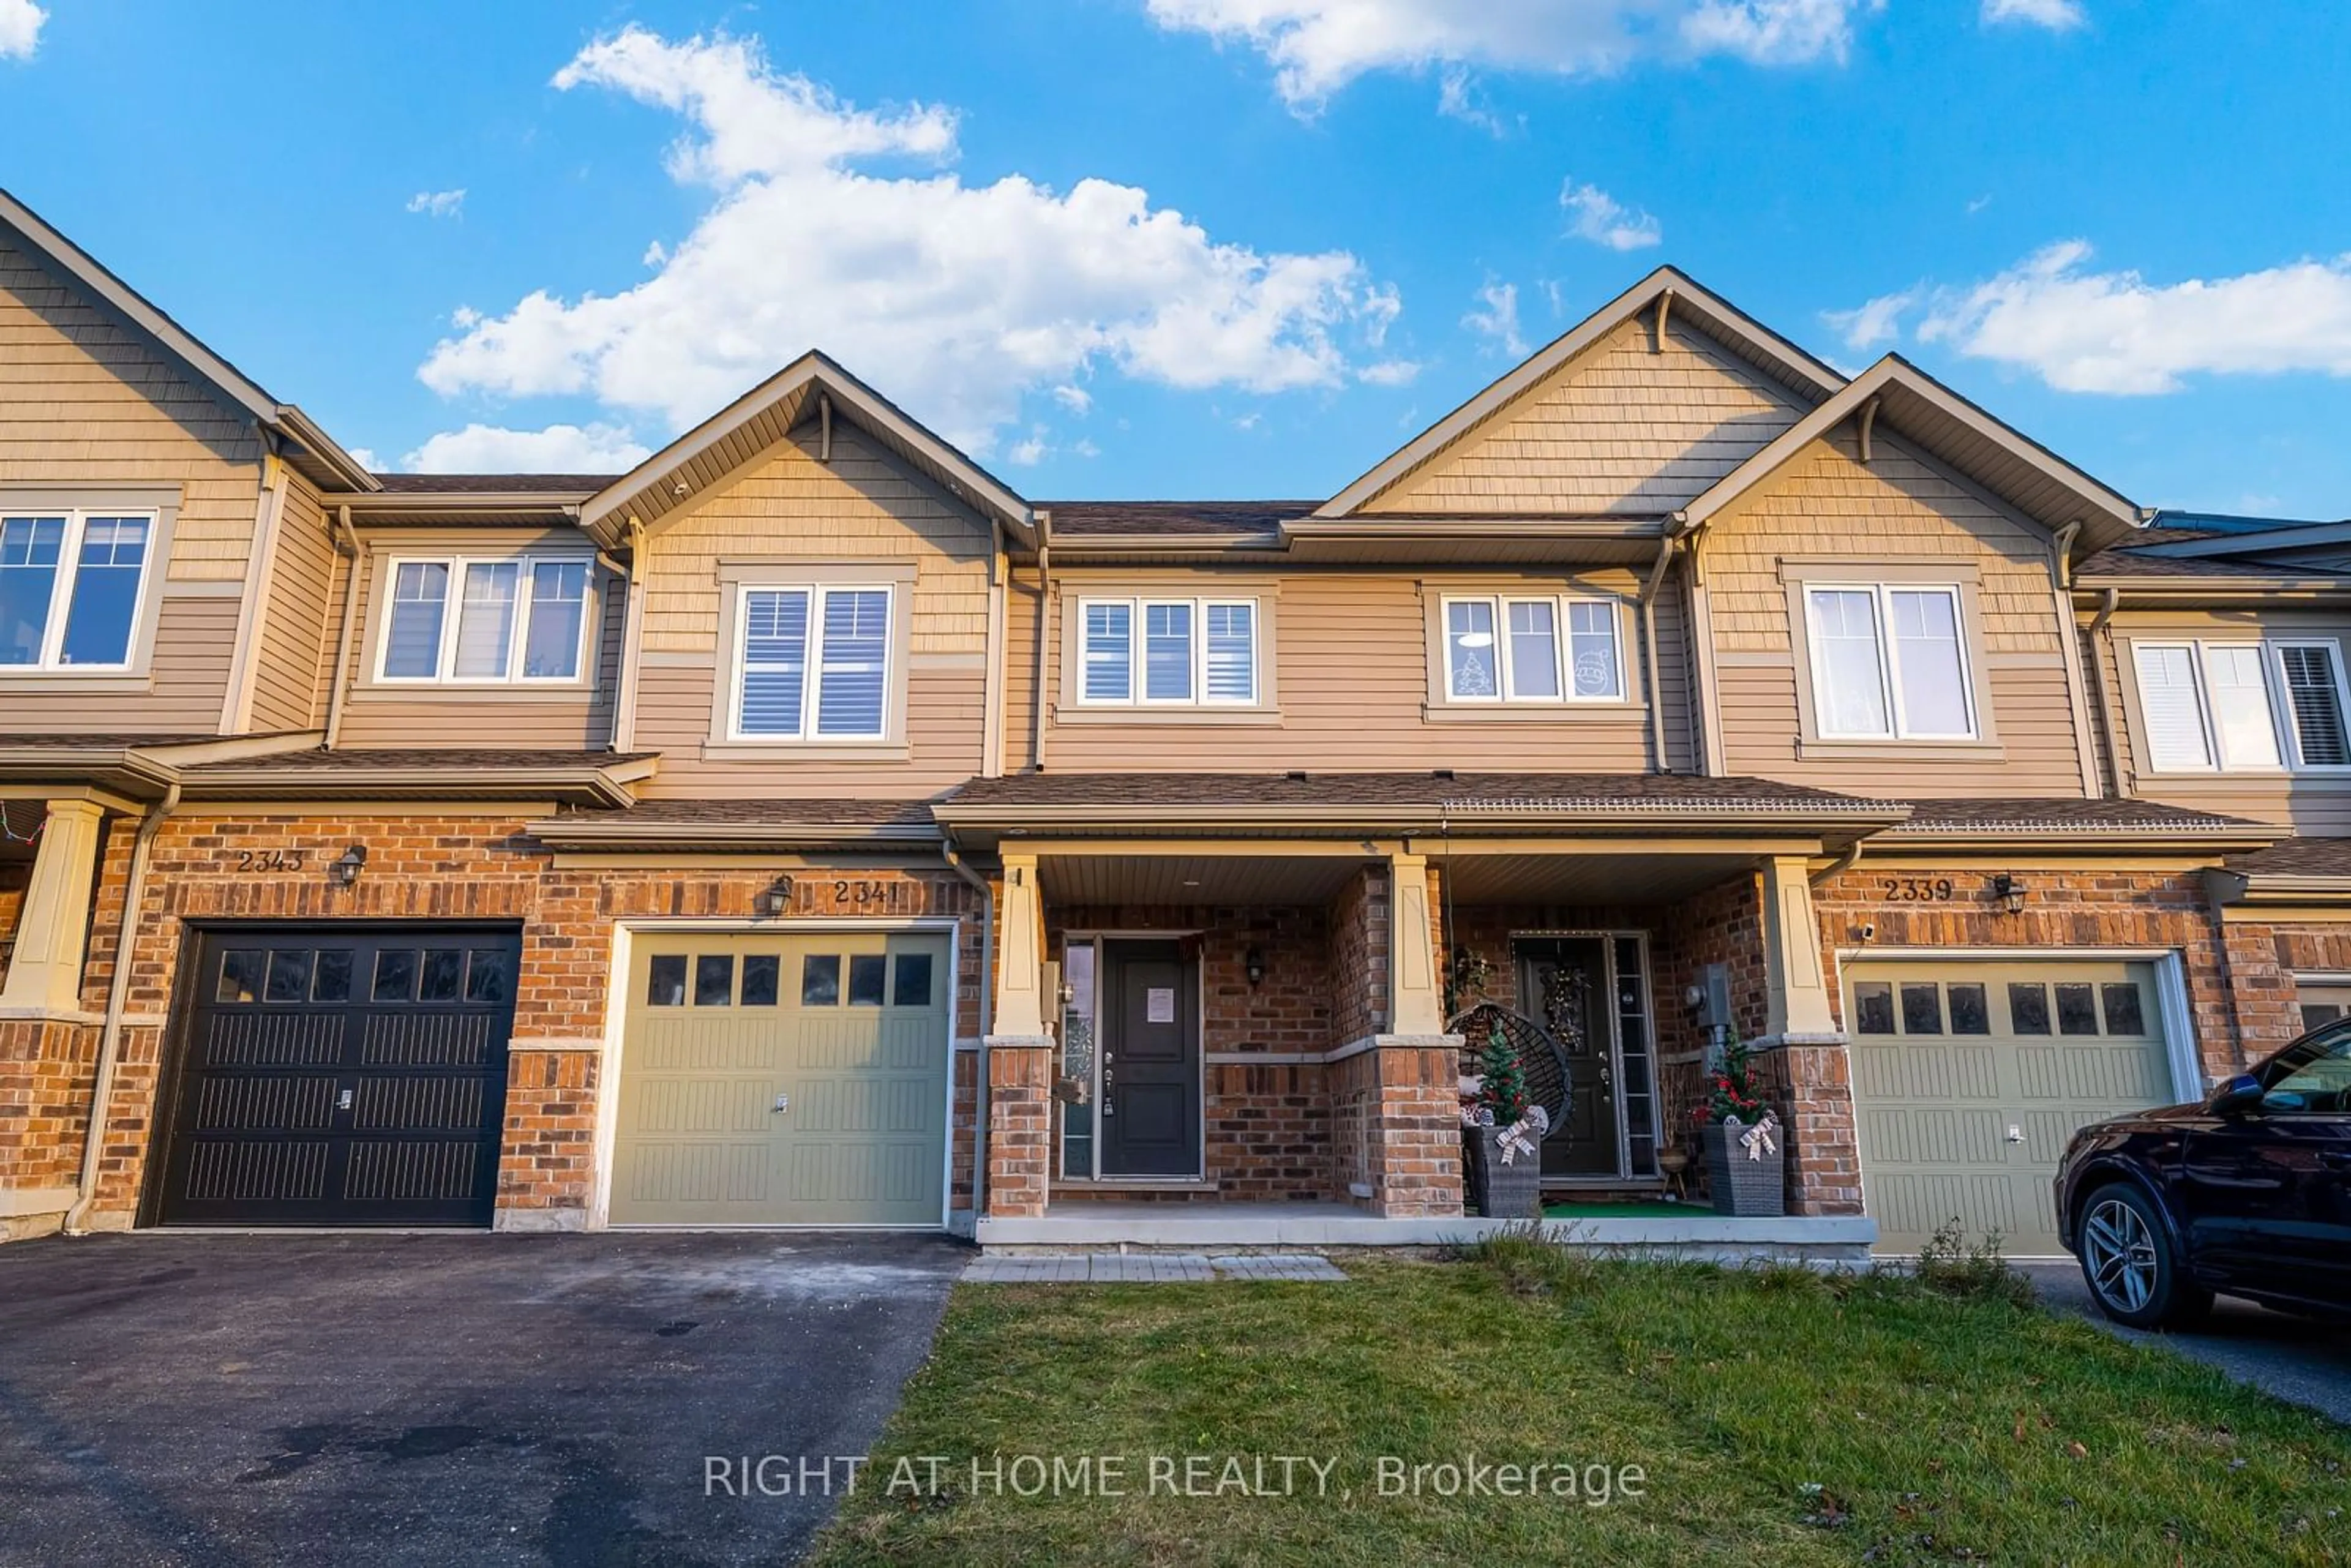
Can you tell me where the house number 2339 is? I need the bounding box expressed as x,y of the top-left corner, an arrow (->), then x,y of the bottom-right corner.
1880,877 -> 1955,902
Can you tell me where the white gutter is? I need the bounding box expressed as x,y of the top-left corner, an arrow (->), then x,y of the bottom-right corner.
64,782 -> 180,1235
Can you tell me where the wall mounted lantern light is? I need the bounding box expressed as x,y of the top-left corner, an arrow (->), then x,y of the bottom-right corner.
754,874 -> 795,919
331,844 -> 367,888
1245,947 -> 1267,988
1991,872 -> 2028,915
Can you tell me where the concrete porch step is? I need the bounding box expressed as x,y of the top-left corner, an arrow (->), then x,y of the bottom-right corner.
965,1252 -> 1349,1284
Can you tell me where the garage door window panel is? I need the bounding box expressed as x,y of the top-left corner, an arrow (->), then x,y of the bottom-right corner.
2009,983 -> 2052,1034
695,954 -> 735,1007
2101,983 -> 2146,1037
1853,980 -> 1895,1034
312,951 -> 353,1003
647,955 -> 688,1008
802,954 -> 842,1007
373,950 -> 418,1003
893,951 -> 933,1008
742,955 -> 781,1007
848,955 -> 888,1007
419,950 -> 464,1003
2055,983 -> 2099,1036
217,949 -> 263,1004
1948,983 -> 1990,1034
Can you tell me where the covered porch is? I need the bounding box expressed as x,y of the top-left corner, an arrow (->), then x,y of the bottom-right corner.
940,772 -> 1901,1251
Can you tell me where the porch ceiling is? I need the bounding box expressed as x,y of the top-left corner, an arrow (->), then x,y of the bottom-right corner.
1432,849 -> 1765,904
1039,852 -> 1368,907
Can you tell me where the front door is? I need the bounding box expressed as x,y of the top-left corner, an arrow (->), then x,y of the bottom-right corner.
1100,940 -> 1201,1177
1515,937 -> 1620,1177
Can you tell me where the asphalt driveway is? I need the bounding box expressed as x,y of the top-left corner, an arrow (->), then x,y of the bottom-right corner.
0,1231 -> 968,1567
2023,1262 -> 2351,1425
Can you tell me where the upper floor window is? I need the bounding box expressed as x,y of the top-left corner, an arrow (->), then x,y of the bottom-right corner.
1078,596 -> 1258,707
1441,594 -> 1621,703
377,554 -> 591,685
0,511 -> 154,671
731,583 -> 894,740
1802,583 -> 1975,740
2131,638 -> 2349,773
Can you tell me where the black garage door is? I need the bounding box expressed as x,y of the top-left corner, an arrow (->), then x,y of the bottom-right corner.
151,926 -> 521,1226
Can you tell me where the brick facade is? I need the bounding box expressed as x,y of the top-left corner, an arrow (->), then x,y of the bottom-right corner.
10,809 -> 984,1234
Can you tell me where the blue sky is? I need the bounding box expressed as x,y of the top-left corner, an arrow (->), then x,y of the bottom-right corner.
4,1 -> 2349,515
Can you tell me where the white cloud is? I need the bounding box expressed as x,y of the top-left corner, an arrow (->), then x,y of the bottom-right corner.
1357,358 -> 1421,386
400,422 -> 652,474
1146,0 -> 1878,110
1436,69 -> 1515,136
1051,384 -> 1093,414
1006,427 -> 1051,466
1464,280 -> 1528,358
419,26 -> 1397,454
345,447 -> 383,472
0,0 -> 44,60
406,189 -> 467,219
1869,241 -> 2351,394
1821,285 -> 1921,351
1982,0 -> 2085,29
1561,178 -> 1662,250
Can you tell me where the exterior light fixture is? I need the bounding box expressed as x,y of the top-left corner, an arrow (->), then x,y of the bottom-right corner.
1245,948 -> 1266,988
754,874 -> 795,918
1991,873 -> 2028,915
331,844 -> 368,888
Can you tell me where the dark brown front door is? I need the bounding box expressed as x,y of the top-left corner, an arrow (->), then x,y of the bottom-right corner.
149,925 -> 520,1227
1100,940 -> 1199,1177
1516,937 -> 1621,1177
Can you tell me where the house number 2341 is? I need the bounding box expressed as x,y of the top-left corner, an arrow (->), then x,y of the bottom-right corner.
1879,877 -> 1955,902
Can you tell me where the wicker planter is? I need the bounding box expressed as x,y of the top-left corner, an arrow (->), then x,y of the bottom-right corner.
1700,1120 -> 1785,1217
1465,1126 -> 1543,1220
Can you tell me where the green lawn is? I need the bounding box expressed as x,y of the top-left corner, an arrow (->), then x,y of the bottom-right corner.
812,1244 -> 2351,1566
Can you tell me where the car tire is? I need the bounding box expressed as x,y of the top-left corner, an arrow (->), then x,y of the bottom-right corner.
2076,1182 -> 2211,1330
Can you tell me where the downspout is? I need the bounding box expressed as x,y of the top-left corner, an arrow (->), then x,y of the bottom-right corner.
612,518 -> 648,752
1638,522 -> 1682,773
2087,586 -> 2128,797
1029,519 -> 1052,773
322,506 -> 362,748
2047,520 -> 2101,799
981,516 -> 1007,778
1810,838 -> 1862,888
63,782 -> 180,1235
942,833 -> 996,1223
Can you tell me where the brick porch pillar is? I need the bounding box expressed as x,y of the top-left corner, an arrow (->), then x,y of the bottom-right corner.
0,798 -> 108,1015
1756,855 -> 1859,1216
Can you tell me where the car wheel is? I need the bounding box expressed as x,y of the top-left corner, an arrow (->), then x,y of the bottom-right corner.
2077,1182 -> 2210,1329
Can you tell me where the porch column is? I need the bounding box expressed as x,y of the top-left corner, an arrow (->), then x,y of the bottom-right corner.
984,851 -> 1053,1217
0,798 -> 108,1015
1387,850 -> 1442,1037
1760,854 -> 1837,1040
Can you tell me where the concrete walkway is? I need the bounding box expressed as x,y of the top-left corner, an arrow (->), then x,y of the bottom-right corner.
2023,1262 -> 2351,1426
966,1251 -> 1348,1283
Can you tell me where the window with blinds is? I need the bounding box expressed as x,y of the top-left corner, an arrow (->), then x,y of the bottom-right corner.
2128,637 -> 2345,773
1076,595 -> 1261,707
731,583 -> 894,740
375,553 -> 593,684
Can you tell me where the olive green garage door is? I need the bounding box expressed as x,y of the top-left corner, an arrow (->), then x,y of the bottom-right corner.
1845,959 -> 2185,1258
611,931 -> 951,1226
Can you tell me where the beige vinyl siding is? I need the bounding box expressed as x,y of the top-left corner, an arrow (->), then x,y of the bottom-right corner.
331,526 -> 622,751
249,473 -> 334,732
1009,566 -> 1692,774
632,421 -> 991,798
0,227 -> 264,583
1363,316 -> 1807,516
2094,608 -> 2351,833
0,225 -> 269,735
1706,428 -> 2088,797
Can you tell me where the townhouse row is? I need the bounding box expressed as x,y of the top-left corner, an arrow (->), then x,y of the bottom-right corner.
4,186 -> 2347,1256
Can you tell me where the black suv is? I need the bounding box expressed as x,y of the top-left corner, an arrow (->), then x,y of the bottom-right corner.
2055,1021 -> 2351,1327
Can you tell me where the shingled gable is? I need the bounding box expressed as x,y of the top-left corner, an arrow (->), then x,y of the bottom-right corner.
0,186 -> 377,494
1679,353 -> 2148,557
575,350 -> 1035,549
1315,266 -> 1848,520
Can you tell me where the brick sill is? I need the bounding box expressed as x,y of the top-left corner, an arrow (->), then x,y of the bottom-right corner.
1052,1177 -> 1220,1195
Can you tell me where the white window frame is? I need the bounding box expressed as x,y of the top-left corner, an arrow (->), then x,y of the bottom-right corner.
0,508 -> 160,673
1801,582 -> 1978,741
2271,638 -> 2351,772
372,552 -> 594,687
2128,636 -> 2351,775
725,582 -> 898,742
1073,595 -> 1260,708
1438,593 -> 1623,705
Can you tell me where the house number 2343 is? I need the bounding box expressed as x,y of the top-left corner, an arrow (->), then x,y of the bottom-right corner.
234,849 -> 310,873
1879,877 -> 1955,902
